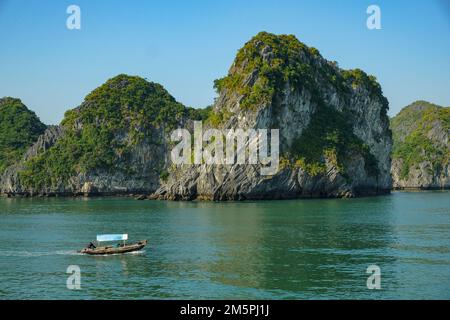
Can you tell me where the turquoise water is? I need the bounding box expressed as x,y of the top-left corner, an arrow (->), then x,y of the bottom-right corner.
0,191 -> 449,300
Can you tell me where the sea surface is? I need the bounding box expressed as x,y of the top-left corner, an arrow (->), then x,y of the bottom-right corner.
0,191 -> 449,300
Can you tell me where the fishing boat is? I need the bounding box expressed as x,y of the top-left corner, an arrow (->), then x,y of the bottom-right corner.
79,234 -> 147,255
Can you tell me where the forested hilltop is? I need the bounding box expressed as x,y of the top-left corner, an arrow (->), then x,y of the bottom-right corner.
0,97 -> 47,173
391,101 -> 449,189
0,75 -> 208,195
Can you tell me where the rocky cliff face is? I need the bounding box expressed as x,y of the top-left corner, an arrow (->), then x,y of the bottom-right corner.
153,32 -> 392,200
1,33 -> 393,199
0,75 -> 194,196
391,101 -> 449,189
0,125 -> 63,194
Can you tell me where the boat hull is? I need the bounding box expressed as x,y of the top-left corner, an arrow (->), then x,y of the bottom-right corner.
79,240 -> 147,255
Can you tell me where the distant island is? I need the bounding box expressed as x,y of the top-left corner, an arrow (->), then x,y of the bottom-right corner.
0,32 -> 448,199
391,101 -> 449,189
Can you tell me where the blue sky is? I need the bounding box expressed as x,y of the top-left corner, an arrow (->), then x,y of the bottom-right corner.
0,0 -> 449,124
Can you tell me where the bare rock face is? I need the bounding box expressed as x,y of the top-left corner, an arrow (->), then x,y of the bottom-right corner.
391,101 -> 449,189
153,32 -> 392,200
0,125 -> 63,195
23,125 -> 64,160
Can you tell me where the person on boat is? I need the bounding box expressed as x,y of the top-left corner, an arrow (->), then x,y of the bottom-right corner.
87,242 -> 96,249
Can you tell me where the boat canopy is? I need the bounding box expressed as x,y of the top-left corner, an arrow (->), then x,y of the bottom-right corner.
96,234 -> 128,242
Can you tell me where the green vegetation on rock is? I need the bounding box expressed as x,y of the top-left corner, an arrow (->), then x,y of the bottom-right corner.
1,31 -> 393,197
212,32 -> 387,113
211,32 -> 383,178
213,32 -> 343,110
188,105 -> 213,122
0,97 -> 47,173
391,101 -> 449,179
342,69 -> 389,116
288,103 -> 379,177
18,75 -> 196,189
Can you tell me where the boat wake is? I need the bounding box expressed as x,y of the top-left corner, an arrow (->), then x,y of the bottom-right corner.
88,250 -> 146,257
127,249 -> 145,255
0,250 -> 81,257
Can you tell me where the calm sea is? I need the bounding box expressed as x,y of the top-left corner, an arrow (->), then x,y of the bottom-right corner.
0,191 -> 449,299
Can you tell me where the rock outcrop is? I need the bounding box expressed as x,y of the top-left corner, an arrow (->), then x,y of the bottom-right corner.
0,97 -> 47,173
0,75 -> 195,196
1,32 -> 393,199
0,125 -> 63,195
152,32 -> 392,200
391,101 -> 449,189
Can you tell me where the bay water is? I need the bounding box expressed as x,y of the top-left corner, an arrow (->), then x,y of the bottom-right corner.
0,191 -> 449,299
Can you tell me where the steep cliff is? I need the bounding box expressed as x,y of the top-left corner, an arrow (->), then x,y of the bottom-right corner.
391,101 -> 449,189
0,97 -> 47,173
153,32 -> 392,200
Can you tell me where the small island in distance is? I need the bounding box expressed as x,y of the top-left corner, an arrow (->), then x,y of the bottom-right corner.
0,32 -> 449,199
